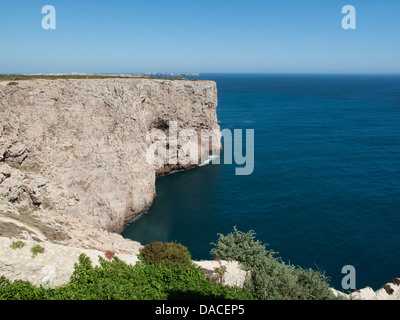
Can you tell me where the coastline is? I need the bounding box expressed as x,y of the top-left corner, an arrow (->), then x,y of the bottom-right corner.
0,77 -> 220,235
0,77 -> 398,300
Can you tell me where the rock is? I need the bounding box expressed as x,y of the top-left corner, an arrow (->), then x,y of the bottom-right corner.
41,265 -> 56,289
194,260 -> 248,288
0,78 -> 220,252
331,280 -> 400,300
0,237 -> 140,287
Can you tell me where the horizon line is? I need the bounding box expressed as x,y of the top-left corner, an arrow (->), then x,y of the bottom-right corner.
2,72 -> 400,76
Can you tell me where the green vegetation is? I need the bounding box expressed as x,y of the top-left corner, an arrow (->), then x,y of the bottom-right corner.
10,241 -> 25,250
30,245 -> 44,258
0,254 -> 252,300
140,241 -> 192,270
210,227 -> 337,300
0,229 -> 338,300
215,267 -> 226,276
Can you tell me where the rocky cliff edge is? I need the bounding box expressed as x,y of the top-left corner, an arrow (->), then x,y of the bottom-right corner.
0,78 -> 221,252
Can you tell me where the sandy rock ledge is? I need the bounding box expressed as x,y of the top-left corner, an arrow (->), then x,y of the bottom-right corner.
0,237 -> 140,288
0,236 -> 247,290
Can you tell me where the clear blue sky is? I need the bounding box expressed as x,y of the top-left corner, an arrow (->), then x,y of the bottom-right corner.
1,0 -> 399,74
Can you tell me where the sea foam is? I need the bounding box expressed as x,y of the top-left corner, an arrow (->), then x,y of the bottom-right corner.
200,155 -> 220,167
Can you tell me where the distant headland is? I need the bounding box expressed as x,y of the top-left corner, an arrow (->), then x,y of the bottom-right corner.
4,72 -> 199,78
0,73 -> 200,81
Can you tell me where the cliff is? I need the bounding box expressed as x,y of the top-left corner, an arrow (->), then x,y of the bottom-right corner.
0,78 -> 221,251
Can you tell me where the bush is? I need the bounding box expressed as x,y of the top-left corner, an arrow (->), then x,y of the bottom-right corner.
139,242 -> 164,265
0,277 -> 45,300
210,227 -> 337,300
140,241 -> 192,269
10,241 -> 25,250
30,245 -> 44,258
0,254 -> 254,300
162,242 -> 192,269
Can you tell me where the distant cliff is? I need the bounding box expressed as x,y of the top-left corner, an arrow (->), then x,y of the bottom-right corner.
0,78 -> 220,250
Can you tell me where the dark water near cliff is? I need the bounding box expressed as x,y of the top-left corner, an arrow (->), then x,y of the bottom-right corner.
122,74 -> 400,290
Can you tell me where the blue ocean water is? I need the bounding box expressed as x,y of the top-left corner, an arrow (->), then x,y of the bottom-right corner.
122,74 -> 400,291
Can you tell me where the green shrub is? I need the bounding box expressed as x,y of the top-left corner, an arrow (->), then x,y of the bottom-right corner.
139,242 -> 164,265
140,241 -> 192,269
210,227 -> 337,300
0,229 -> 338,300
0,254 -> 254,300
162,242 -> 192,269
0,276 -> 46,300
10,241 -> 25,250
215,267 -> 226,276
30,245 -> 44,258
211,227 -> 274,267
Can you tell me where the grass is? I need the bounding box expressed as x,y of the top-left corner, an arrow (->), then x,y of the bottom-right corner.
10,241 -> 26,250
30,244 -> 44,258
215,267 -> 226,276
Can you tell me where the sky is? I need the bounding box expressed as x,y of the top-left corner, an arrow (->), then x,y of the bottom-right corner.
0,0 -> 399,74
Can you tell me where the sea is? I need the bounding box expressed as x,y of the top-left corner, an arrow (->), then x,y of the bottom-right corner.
122,74 -> 400,291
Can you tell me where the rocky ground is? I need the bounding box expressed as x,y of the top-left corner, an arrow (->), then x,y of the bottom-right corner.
0,236 -> 246,289
331,281 -> 400,300
0,237 -> 140,288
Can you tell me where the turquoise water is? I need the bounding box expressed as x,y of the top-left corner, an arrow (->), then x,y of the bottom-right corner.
122,74 -> 400,290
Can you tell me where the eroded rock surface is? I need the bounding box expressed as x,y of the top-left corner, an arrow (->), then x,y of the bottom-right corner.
0,78 -> 220,250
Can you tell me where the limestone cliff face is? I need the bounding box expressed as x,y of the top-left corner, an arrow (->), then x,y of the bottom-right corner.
0,78 -> 220,242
